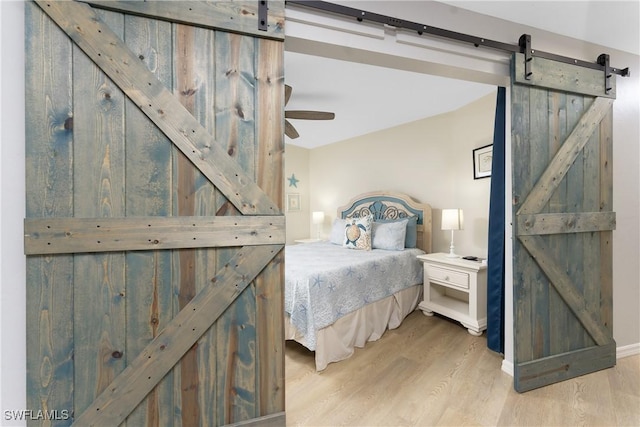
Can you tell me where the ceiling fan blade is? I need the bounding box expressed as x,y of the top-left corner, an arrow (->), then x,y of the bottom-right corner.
285,119 -> 299,139
285,85 -> 292,107
285,110 -> 335,120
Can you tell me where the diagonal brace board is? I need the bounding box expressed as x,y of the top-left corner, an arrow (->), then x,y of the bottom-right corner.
517,97 -> 613,216
24,215 -> 285,255
35,0 -> 280,216
518,235 -> 613,346
71,243 -> 283,426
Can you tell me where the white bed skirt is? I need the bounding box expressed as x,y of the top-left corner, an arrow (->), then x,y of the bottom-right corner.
285,284 -> 423,371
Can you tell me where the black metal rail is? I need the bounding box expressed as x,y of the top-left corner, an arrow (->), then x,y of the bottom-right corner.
286,0 -> 630,78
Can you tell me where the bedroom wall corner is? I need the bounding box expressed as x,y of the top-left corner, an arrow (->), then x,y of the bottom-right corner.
284,144 -> 312,244
308,92 -> 497,258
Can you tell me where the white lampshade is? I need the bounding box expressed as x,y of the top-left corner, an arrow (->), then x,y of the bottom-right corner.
441,209 -> 463,257
312,211 -> 325,224
441,209 -> 464,231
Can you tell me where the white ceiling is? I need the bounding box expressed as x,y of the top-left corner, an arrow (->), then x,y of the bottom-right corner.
284,1 -> 639,149
440,1 -> 639,56
284,53 -> 497,148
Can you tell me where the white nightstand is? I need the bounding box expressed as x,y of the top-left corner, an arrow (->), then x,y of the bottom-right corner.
417,253 -> 487,336
294,238 -> 322,244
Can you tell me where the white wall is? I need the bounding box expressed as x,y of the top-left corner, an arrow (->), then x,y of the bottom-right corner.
0,1 -> 26,422
284,144 -> 312,244
301,92 -> 496,258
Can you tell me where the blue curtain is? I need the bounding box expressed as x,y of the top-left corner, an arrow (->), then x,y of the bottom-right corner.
487,87 -> 506,354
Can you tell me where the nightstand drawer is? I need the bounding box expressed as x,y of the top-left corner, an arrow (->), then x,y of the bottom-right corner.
427,265 -> 469,289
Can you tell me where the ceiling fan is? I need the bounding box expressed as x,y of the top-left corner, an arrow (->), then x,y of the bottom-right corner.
285,84 -> 335,139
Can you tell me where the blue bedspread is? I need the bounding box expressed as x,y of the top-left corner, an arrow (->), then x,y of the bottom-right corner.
285,241 -> 425,350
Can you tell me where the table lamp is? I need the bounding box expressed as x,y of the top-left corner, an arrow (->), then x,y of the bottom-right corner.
312,211 -> 325,240
441,208 -> 463,258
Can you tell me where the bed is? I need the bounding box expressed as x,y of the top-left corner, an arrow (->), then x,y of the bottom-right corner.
284,191 -> 432,370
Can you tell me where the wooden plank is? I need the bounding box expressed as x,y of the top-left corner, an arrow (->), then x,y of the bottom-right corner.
517,97 -> 614,216
72,244 -> 283,427
214,31 -> 260,425
564,93 -> 589,352
516,343 -> 617,392
210,32 -> 248,425
546,90 -> 569,356
516,212 -> 616,235
518,235 -> 614,346
599,106 -> 614,335
24,215 -> 285,254
513,52 -> 616,99
35,0 -> 280,216
528,87 -> 551,359
24,2 -> 76,420
71,7 -> 128,415
255,37 -> 286,417
582,115 -> 602,346
174,22 -> 202,426
176,24 -> 221,426
511,83 -> 536,363
82,0 -> 285,40
121,12 -> 175,426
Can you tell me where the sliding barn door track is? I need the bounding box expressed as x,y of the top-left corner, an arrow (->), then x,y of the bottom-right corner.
286,0 -> 630,89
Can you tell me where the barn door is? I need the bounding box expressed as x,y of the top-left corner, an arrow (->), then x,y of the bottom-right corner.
24,1 -> 285,425
511,52 -> 616,392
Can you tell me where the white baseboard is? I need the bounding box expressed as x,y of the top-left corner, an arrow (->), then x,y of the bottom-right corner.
500,342 -> 639,377
501,359 -> 514,376
617,342 -> 640,359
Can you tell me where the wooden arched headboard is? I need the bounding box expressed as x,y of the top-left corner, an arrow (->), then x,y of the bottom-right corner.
337,191 -> 432,253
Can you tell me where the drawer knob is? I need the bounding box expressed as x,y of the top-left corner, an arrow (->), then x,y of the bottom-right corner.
444,275 -> 450,281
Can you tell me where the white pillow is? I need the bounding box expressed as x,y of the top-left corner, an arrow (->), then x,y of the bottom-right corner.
372,218 -> 408,251
343,215 -> 373,250
329,218 -> 346,245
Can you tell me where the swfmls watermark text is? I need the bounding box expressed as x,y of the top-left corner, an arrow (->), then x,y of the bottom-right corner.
4,410 -> 70,422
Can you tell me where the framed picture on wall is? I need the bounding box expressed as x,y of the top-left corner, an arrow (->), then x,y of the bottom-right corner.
287,193 -> 301,212
473,144 -> 493,179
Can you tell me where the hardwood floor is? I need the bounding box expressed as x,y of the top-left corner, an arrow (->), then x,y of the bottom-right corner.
285,311 -> 640,426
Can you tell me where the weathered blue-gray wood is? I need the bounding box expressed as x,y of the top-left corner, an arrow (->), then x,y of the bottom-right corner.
511,80 -> 535,365
24,3 -> 75,425
546,90 -> 569,356
598,107 -> 614,341
516,212 -> 616,236
213,30 -> 259,425
72,244 -> 283,426
24,215 -> 285,255
81,0 -> 285,40
517,343 -> 616,392
564,94 -> 588,351
26,1 -> 285,425
513,52 -> 616,98
71,7 -> 128,418
121,11 -> 176,427
518,235 -> 614,346
173,23 -> 222,426
254,37 -> 286,416
511,53 -> 616,392
34,0 -> 280,216
528,87 -> 552,360
582,115 -> 603,346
